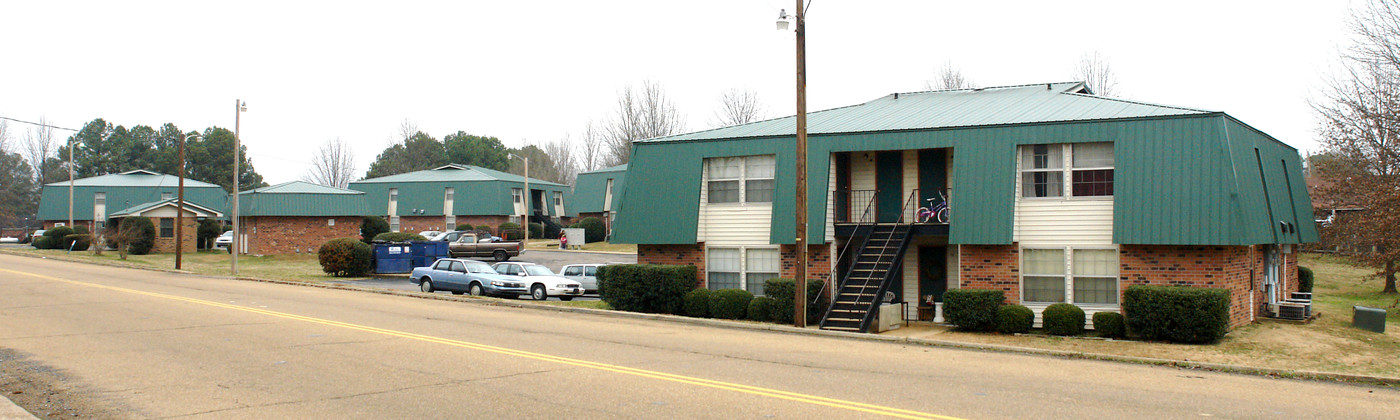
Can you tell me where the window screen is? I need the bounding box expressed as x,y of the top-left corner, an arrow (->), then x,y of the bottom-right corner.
745,248 -> 780,295
1072,249 -> 1118,304
1021,145 -> 1064,198
1022,248 -> 1066,303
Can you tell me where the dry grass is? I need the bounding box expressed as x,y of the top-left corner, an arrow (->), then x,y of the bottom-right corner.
887,252 -> 1400,377
2,247 -> 360,283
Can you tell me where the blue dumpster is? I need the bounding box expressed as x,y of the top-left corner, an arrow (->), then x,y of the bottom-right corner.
407,241 -> 450,269
373,243 -> 414,274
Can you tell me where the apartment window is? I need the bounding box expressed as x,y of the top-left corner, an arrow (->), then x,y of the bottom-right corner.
745,248 -> 780,296
159,218 -> 174,238
1020,143 -> 1114,198
444,216 -> 455,230
445,188 -> 454,202
1021,247 -> 1120,305
554,192 -> 563,206
390,216 -> 400,232
706,155 -> 776,204
1072,249 -> 1119,304
1071,143 -> 1114,197
512,188 -> 523,203
707,248 -> 742,290
161,192 -> 174,200
1021,249 -> 1066,303
707,246 -> 779,295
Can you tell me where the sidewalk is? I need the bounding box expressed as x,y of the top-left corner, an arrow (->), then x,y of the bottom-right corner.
0,396 -> 35,420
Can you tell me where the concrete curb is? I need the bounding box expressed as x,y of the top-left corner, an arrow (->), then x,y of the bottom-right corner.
0,395 -> 37,420
5,249 -> 1397,388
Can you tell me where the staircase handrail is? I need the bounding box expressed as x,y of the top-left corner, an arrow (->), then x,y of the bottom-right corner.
815,190 -> 878,305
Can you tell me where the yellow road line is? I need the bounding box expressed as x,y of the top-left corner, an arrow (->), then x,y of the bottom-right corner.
1,268 -> 963,420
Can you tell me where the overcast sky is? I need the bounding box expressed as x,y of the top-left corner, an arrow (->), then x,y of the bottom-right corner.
1,1 -> 1355,184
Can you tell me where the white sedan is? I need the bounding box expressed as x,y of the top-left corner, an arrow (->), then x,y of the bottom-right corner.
491,262 -> 585,301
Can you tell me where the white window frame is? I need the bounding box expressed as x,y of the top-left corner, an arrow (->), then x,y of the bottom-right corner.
705,155 -> 775,206
1019,246 -> 1120,306
706,245 -> 780,295
1018,143 -> 1114,200
512,188 -> 523,204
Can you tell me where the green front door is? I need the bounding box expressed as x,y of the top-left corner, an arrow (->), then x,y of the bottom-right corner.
876,151 -> 903,223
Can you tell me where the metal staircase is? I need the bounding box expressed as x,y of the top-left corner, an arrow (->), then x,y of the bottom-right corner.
819,223 -> 913,332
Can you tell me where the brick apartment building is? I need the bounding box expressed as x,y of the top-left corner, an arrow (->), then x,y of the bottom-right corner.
614,82 -> 1316,332
235,181 -> 371,255
348,164 -> 573,237
107,199 -> 221,254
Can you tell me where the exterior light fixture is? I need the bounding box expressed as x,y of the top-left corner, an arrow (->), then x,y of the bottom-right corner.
776,9 -> 790,31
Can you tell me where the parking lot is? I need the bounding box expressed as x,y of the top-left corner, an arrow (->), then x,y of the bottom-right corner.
329,249 -> 635,300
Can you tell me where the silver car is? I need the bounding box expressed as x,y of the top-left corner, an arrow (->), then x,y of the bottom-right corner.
491,262 -> 584,301
559,263 -> 613,294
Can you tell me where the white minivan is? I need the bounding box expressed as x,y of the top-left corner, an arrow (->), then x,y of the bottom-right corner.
559,263 -> 618,294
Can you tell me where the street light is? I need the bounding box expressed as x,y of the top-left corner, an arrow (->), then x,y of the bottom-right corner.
509,153 -> 529,247
232,100 -> 246,275
778,3 -> 810,328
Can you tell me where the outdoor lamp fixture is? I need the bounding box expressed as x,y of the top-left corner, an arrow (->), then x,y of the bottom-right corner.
777,1 -> 810,328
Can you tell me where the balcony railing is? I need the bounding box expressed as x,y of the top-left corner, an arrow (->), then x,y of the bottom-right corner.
833,188 -> 950,225
833,189 -> 876,224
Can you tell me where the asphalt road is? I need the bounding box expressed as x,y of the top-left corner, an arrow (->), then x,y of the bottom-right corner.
1,254 -> 1398,419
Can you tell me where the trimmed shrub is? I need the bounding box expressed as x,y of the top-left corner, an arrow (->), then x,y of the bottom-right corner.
1298,266 -> 1314,293
943,289 -> 1004,331
32,236 -> 54,250
574,217 -> 607,243
764,278 -> 829,325
64,234 -> 92,251
597,264 -> 698,314
318,237 -> 372,277
1123,285 -> 1231,344
543,221 -> 561,240
683,288 -> 712,318
44,226 -> 74,247
455,223 -> 474,232
73,225 -> 89,235
995,304 -> 1034,334
1093,311 -> 1126,339
710,289 -> 755,320
372,232 -> 427,242
747,296 -> 776,322
119,216 -> 156,255
360,216 -> 390,244
498,222 -> 523,240
1042,303 -> 1086,336
197,219 -> 223,249
527,222 -> 543,239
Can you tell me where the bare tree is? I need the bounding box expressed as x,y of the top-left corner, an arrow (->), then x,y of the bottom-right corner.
578,121 -> 606,172
0,120 -> 11,153
603,80 -> 685,166
1074,52 -> 1119,97
23,116 -> 57,185
396,119 -> 419,143
542,137 -> 580,185
711,88 -> 766,128
1310,0 -> 1400,294
302,138 -> 358,188
924,61 -> 976,90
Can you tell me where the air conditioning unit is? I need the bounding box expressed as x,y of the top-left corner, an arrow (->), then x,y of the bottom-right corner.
1277,301 -> 1310,320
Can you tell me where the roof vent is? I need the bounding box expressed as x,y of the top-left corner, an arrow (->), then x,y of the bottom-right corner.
1046,83 -> 1052,90
893,93 -> 899,99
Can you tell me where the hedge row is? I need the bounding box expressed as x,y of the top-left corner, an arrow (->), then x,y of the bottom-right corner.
1123,285 -> 1230,343
319,237 -> 372,277
597,264 -> 698,314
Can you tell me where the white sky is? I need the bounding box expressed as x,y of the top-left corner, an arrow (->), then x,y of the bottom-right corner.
1,1 -> 1355,184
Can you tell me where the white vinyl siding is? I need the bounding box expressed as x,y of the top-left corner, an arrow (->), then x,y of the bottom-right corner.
444,187 -> 455,230
850,152 -> 876,193
554,191 -> 565,217
901,150 -> 918,221
902,246 -> 919,319
604,179 -> 615,212
93,192 -> 106,227
388,188 -> 399,231
826,157 -> 836,242
698,156 -> 773,246
512,188 -> 525,216
1014,144 -> 1114,247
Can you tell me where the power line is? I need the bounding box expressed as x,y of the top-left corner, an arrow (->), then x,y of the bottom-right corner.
0,116 -> 78,132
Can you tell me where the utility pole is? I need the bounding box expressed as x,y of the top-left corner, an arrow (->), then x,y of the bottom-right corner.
793,0 -> 809,328
176,133 -> 187,269
232,100 -> 246,275
68,135 -> 74,228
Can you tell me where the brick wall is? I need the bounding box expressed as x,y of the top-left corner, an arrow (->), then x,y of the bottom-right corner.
637,243 -> 706,285
958,245 -> 1021,303
780,244 -> 833,285
246,216 -> 362,255
1119,245 -> 1254,328
393,215 -> 513,235
151,217 -> 198,254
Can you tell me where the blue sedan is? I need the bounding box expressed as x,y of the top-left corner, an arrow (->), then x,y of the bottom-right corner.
410,258 -> 528,298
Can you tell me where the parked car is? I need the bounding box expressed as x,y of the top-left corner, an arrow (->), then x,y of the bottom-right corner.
215,231 -> 233,249
559,263 -> 620,294
418,230 -> 443,240
29,230 -> 45,247
447,232 -> 524,262
410,258 -> 528,298
491,261 -> 584,301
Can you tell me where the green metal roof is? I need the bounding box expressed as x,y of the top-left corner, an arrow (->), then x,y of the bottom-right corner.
572,164 -> 627,214
613,82 -> 1316,247
238,181 -> 371,217
351,164 -> 565,187
643,82 -> 1211,143
109,198 -> 221,218
44,169 -> 222,188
